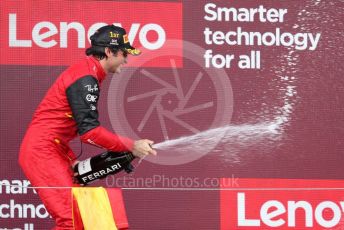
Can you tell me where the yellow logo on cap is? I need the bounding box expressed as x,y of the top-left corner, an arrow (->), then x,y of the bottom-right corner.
126,48 -> 141,56
123,34 -> 129,43
109,32 -> 120,38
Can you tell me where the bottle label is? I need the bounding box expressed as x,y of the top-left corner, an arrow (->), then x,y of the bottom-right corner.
78,158 -> 92,175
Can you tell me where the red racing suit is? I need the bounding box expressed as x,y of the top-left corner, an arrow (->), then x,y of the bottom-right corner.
19,56 -> 133,229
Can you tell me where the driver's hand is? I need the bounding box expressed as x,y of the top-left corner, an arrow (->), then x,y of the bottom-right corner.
132,139 -> 157,158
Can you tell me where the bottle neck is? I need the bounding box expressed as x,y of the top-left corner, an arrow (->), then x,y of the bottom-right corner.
126,152 -> 135,161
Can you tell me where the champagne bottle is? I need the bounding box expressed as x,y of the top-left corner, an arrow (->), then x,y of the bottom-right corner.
74,151 -> 135,185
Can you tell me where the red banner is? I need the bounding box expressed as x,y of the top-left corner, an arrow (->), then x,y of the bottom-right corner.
221,178 -> 344,229
0,0 -> 182,67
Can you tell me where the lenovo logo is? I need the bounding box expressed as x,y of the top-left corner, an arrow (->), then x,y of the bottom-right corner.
9,14 -> 165,50
0,1 -> 182,67
237,192 -> 344,228
220,178 -> 344,229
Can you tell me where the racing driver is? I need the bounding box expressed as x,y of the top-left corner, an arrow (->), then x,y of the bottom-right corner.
19,25 -> 157,229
